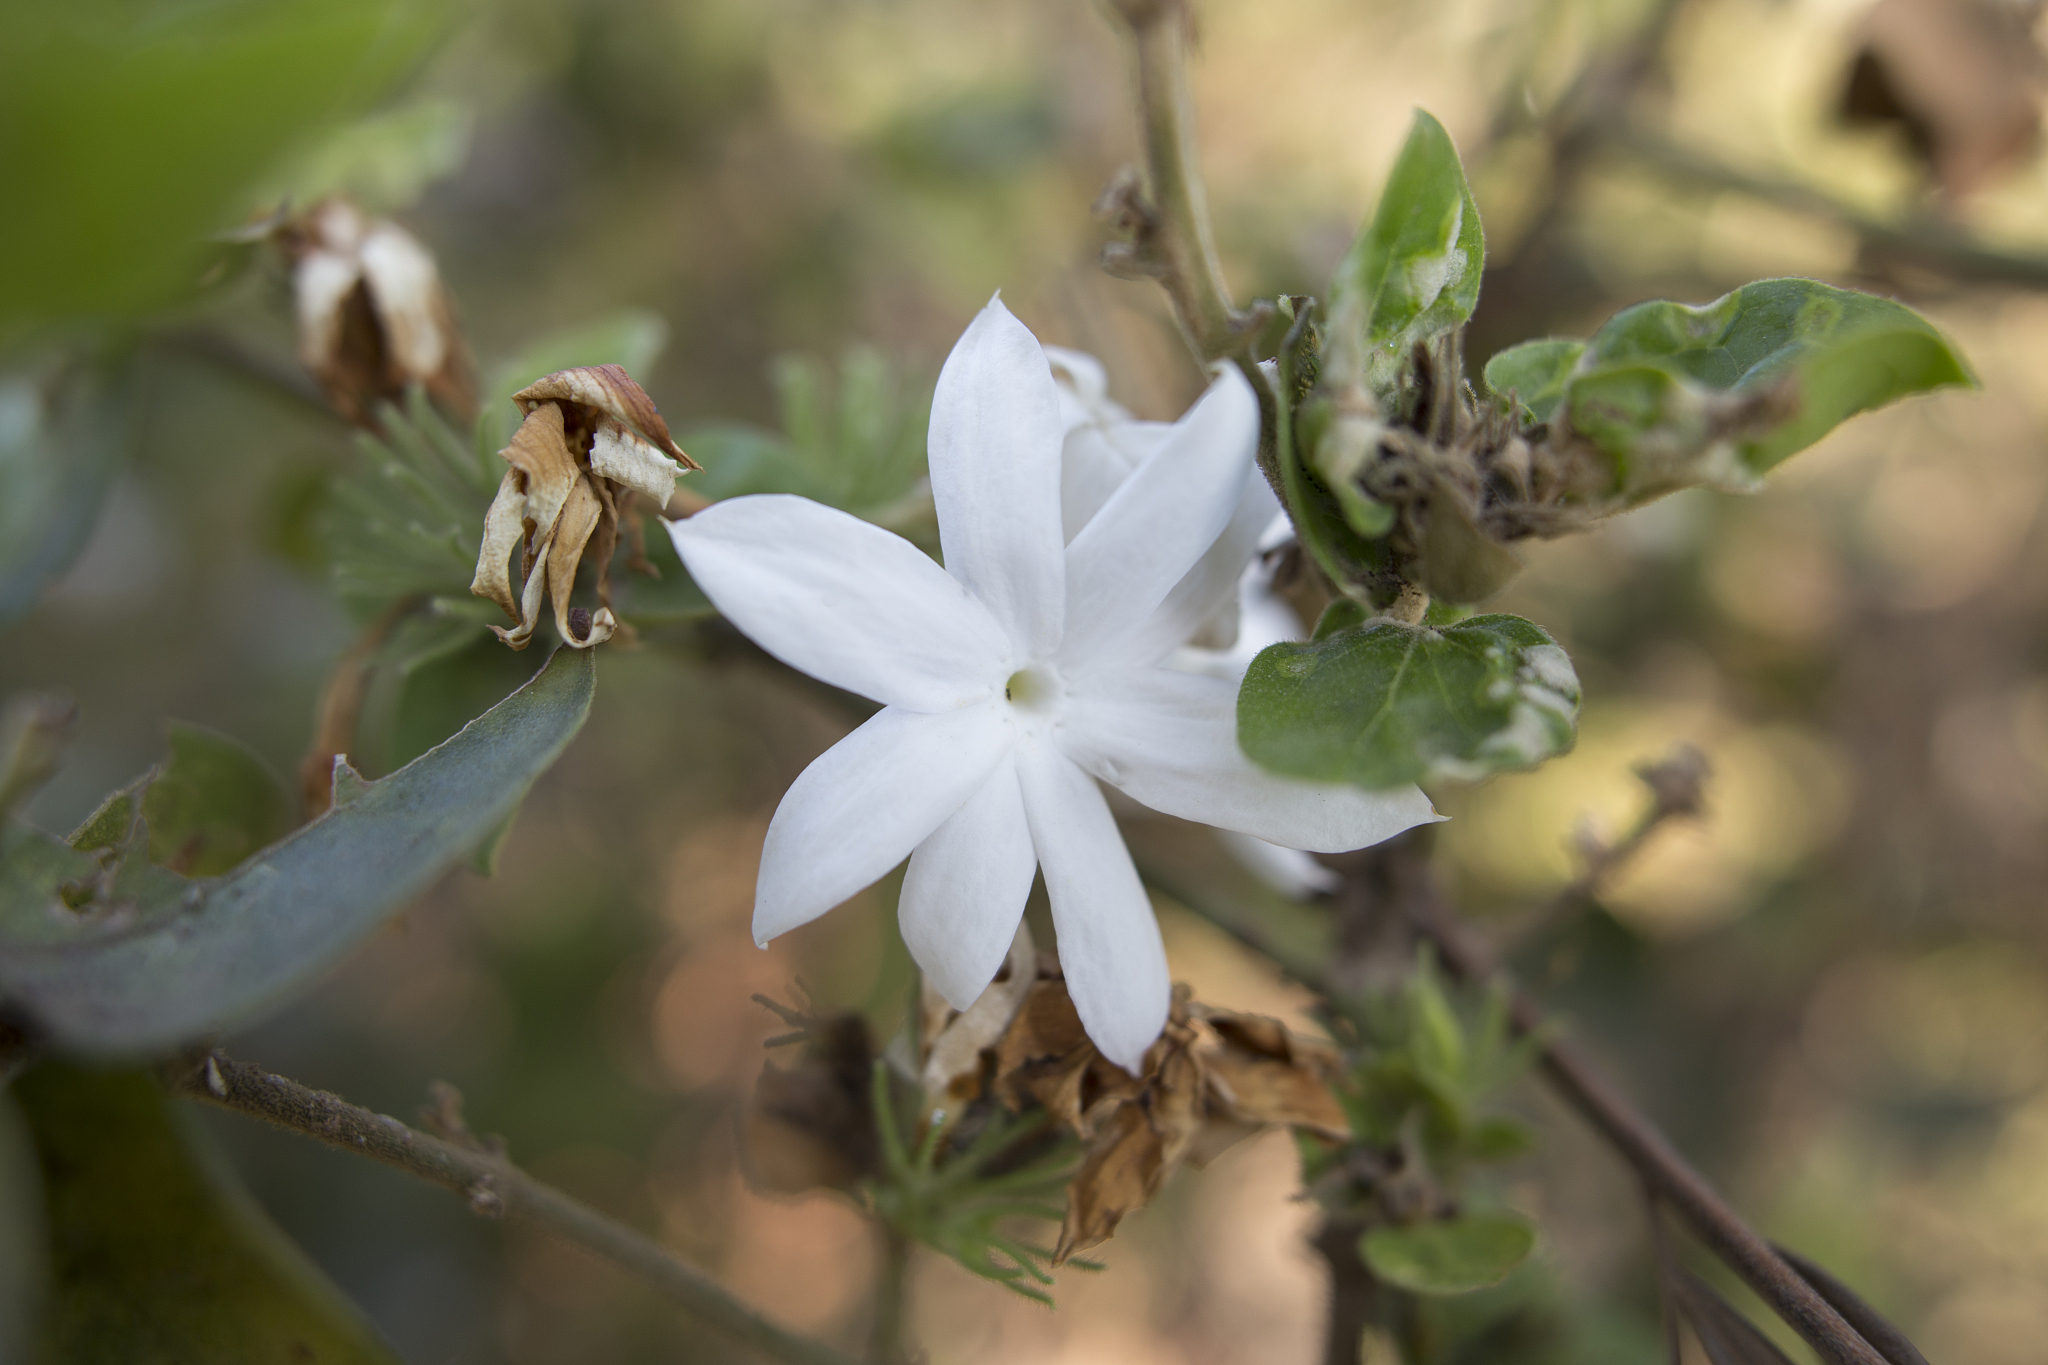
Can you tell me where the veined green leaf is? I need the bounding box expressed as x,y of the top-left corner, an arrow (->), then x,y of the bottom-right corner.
0,649 -> 594,1056
1237,614 -> 1579,788
15,1063 -> 400,1363
142,724 -> 293,878
1326,111 -> 1485,397
1484,279 -> 1973,503
1361,1215 -> 1535,1295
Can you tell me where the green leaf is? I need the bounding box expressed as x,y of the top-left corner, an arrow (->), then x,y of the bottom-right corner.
142,725 -> 293,878
1361,1215 -> 1535,1294
14,1063 -> 401,1363
0,0 -> 448,333
1480,338 -> 1584,424
1238,614 -> 1579,788
1488,279 -> 1973,504
0,649 -> 595,1056
482,309 -> 672,448
253,96 -> 473,215
0,361 -> 131,633
1327,111 -> 1485,397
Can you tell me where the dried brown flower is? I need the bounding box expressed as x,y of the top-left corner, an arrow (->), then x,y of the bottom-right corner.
470,365 -> 699,650
992,966 -> 1350,1263
277,199 -> 477,425
743,1004 -> 880,1195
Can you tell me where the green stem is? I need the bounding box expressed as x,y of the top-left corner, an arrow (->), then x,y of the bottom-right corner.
869,1228 -> 912,1365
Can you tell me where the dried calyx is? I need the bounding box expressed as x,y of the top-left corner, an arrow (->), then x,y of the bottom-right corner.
275,199 -> 477,426
471,365 -> 699,650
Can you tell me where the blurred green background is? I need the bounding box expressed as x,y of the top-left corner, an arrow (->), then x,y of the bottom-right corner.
6,0 -> 2048,1360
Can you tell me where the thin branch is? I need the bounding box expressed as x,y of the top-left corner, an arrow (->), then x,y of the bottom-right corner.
1147,841 -> 1888,1365
1646,1187 -> 1685,1365
1500,744 -> 1708,950
170,1051 -> 861,1365
1100,0 -> 1259,363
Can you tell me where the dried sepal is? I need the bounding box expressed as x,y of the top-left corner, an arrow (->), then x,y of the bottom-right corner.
919,923 -> 1039,1132
989,967 -> 1352,1264
471,366 -> 694,650
279,199 -> 477,426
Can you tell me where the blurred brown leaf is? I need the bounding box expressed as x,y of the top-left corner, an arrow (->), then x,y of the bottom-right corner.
743,1008 -> 880,1196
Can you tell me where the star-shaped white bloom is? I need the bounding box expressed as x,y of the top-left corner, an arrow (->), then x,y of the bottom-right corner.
670,298 -> 1438,1070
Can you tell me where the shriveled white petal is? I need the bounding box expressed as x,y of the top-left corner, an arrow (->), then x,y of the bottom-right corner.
671,495 -> 1012,711
1062,667 -> 1441,852
899,756 -> 1039,1009
1059,365 -> 1259,669
358,221 -> 447,377
589,419 -> 681,506
1016,743 -> 1169,1073
755,703 -> 1012,944
293,250 -> 359,373
928,297 -> 1067,657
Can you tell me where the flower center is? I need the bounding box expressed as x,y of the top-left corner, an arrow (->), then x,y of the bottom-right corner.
1004,664 -> 1063,717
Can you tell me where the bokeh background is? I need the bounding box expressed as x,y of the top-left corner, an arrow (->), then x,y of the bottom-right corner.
6,0 -> 2048,1360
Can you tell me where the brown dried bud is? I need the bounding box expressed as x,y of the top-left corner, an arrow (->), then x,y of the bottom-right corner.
471,366 -> 696,651
278,199 -> 477,426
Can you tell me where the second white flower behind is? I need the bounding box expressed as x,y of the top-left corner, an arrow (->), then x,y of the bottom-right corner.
670,297 -> 1437,1071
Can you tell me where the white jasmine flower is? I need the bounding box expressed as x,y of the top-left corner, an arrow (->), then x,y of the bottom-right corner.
670,298 -> 1437,1070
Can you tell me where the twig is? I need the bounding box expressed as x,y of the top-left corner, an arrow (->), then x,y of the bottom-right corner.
1500,744 -> 1708,950
297,597 -> 420,818
1646,1187 -> 1685,1365
170,1051 -> 861,1365
1150,838 -> 1887,1365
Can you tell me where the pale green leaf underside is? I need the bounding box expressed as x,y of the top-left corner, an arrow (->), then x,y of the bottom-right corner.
1327,110 -> 1485,396
1237,614 -> 1579,789
1483,278 -> 1974,499
1361,1215 -> 1536,1295
0,649 -> 594,1056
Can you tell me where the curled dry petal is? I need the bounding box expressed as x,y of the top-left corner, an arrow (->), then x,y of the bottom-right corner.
918,922 -> 1039,1130
471,403 -> 617,650
514,364 -> 700,467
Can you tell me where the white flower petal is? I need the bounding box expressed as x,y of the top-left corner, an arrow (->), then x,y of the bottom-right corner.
671,495 -> 1011,711
755,703 -> 1013,944
1063,667 -> 1442,852
1060,421 -> 1174,543
358,221 -> 447,377
1218,831 -> 1341,898
899,756 -> 1039,1009
1059,365 -> 1259,669
1016,744 -> 1169,1073
1101,466 -> 1282,670
928,297 -> 1067,657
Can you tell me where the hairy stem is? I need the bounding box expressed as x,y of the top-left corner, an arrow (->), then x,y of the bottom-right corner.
170,1051 -> 860,1365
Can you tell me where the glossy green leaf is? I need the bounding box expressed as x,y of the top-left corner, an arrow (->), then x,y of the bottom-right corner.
482,309 -> 672,449
0,362 -> 131,633
1361,1215 -> 1535,1295
1326,111 -> 1485,396
0,649 -> 594,1056
15,1063 -> 400,1363
1480,338 -> 1584,424
142,725 -> 293,878
1238,614 -> 1579,788
0,0 -> 447,332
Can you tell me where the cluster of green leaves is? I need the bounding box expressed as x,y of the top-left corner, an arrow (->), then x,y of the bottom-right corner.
683,346 -> 935,533
1310,956 -> 1542,1298
1238,109 -> 1971,797
865,1067 -> 1093,1306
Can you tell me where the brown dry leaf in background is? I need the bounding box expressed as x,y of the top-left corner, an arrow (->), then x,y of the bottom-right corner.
1841,0 -> 2045,199
278,198 -> 478,425
990,970 -> 1352,1263
470,364 -> 699,650
744,1008 -> 881,1195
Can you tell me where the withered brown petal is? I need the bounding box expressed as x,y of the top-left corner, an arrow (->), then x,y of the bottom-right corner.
589,419 -> 684,506
1053,1045 -> 1204,1265
920,924 -> 1038,1126
546,477 -> 616,649
1202,1049 -> 1350,1139
993,978 -> 1097,1131
514,364 -> 701,470
472,468 -> 528,623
